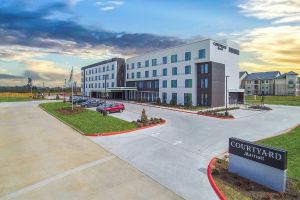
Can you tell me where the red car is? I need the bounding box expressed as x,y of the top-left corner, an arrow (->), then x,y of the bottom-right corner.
99,103 -> 125,114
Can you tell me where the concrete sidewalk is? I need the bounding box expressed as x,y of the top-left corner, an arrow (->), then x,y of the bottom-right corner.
0,101 -> 182,200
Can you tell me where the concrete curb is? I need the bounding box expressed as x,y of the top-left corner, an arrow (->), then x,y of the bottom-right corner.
85,121 -> 166,136
207,157 -> 227,200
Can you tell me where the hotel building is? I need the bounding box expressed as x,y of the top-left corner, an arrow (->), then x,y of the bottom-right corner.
81,38 -> 244,107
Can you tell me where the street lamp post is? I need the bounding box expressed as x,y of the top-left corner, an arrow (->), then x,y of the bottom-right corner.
225,75 -> 230,116
104,75 -> 107,107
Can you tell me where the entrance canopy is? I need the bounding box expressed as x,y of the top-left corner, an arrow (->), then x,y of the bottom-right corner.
91,87 -> 137,93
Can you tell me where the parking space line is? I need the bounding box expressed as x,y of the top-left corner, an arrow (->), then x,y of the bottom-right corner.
172,141 -> 183,145
0,155 -> 115,200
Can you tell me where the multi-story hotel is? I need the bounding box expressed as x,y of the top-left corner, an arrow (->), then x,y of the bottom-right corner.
81,38 -> 244,107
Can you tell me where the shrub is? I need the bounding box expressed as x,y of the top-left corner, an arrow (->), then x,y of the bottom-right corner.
56,94 -> 60,100
102,111 -> 108,116
212,167 -> 220,175
140,108 -> 148,122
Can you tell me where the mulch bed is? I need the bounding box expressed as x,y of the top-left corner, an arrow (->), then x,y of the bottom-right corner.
212,158 -> 300,200
55,107 -> 85,115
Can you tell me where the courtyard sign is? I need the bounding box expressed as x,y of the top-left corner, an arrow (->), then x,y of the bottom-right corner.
228,137 -> 288,192
229,138 -> 287,170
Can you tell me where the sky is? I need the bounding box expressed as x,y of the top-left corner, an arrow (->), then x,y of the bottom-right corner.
0,0 -> 299,87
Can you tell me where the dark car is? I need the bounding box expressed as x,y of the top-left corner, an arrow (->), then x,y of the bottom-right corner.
73,97 -> 88,104
98,103 -> 125,114
81,99 -> 103,108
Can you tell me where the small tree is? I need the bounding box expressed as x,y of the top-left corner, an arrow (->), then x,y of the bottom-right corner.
140,108 -> 148,123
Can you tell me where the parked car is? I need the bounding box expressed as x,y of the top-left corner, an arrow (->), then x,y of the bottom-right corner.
80,99 -> 104,108
97,103 -> 125,114
73,97 -> 88,104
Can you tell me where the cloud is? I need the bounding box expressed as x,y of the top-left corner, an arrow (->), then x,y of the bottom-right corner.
238,26 -> 300,74
0,2 -> 184,61
96,0 -> 124,11
101,6 -> 116,11
239,0 -> 300,24
0,74 -> 24,79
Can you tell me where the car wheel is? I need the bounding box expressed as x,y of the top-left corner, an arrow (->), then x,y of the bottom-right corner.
119,109 -> 123,113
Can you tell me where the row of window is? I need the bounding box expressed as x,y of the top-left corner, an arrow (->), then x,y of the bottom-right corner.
127,66 -> 192,79
162,79 -> 193,89
85,82 -> 115,89
85,74 -> 114,82
85,64 -> 115,75
127,49 -> 206,70
162,92 -> 193,105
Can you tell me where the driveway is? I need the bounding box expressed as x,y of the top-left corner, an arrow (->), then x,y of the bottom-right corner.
0,101 -> 182,200
90,102 -> 300,200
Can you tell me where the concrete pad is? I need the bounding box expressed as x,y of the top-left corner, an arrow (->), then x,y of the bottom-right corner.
0,101 -> 182,200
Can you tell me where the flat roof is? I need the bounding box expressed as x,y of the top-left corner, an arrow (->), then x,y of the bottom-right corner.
126,38 -> 230,60
81,57 -> 125,70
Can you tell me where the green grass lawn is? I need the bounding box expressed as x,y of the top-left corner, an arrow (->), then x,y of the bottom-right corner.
0,96 -> 33,102
40,102 -> 137,135
245,95 -> 300,106
258,125 -> 300,180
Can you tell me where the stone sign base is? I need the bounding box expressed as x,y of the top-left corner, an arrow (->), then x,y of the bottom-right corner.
229,154 -> 286,192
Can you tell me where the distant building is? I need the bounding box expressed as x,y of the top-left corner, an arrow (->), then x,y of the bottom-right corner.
240,71 -> 300,96
274,71 -> 299,96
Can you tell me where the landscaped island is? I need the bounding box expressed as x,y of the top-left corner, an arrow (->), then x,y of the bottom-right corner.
210,124 -> 300,199
40,102 -> 137,135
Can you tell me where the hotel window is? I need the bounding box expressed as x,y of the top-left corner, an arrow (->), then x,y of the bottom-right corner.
171,54 -> 177,63
171,80 -> 177,88
162,92 -> 167,104
201,78 -> 208,88
147,81 -> 151,88
200,94 -> 208,106
198,49 -> 206,59
95,68 -> 97,73
152,59 -> 157,66
163,68 -> 167,76
200,64 -> 208,74
95,76 -> 98,81
127,64 -> 129,70
131,63 -> 135,69
154,80 -> 159,88
98,83 -> 101,88
152,70 -> 157,77
288,80 -> 294,84
112,64 -> 114,70
145,71 -> 149,78
162,56 -> 167,64
145,60 -> 149,67
112,82 -> 115,87
99,75 -> 101,80
127,73 -> 129,79
184,93 -> 192,105
95,83 -> 97,88
137,72 -> 141,78
137,62 -> 141,68
111,73 -> 114,79
185,79 -> 192,88
171,93 -> 177,104
172,67 -> 177,75
103,67 -> 105,72
185,52 -> 191,61
162,80 -> 167,88
185,65 -> 191,74
107,65 -> 109,71
131,72 -> 134,79
103,83 -> 105,88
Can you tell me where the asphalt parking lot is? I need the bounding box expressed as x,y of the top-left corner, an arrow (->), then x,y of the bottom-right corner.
90,101 -> 300,200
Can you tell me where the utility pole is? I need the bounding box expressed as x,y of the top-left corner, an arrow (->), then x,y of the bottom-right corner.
225,76 -> 230,116
64,78 -> 66,102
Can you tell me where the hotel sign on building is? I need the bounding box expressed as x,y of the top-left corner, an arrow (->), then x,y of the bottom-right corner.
229,137 -> 287,192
